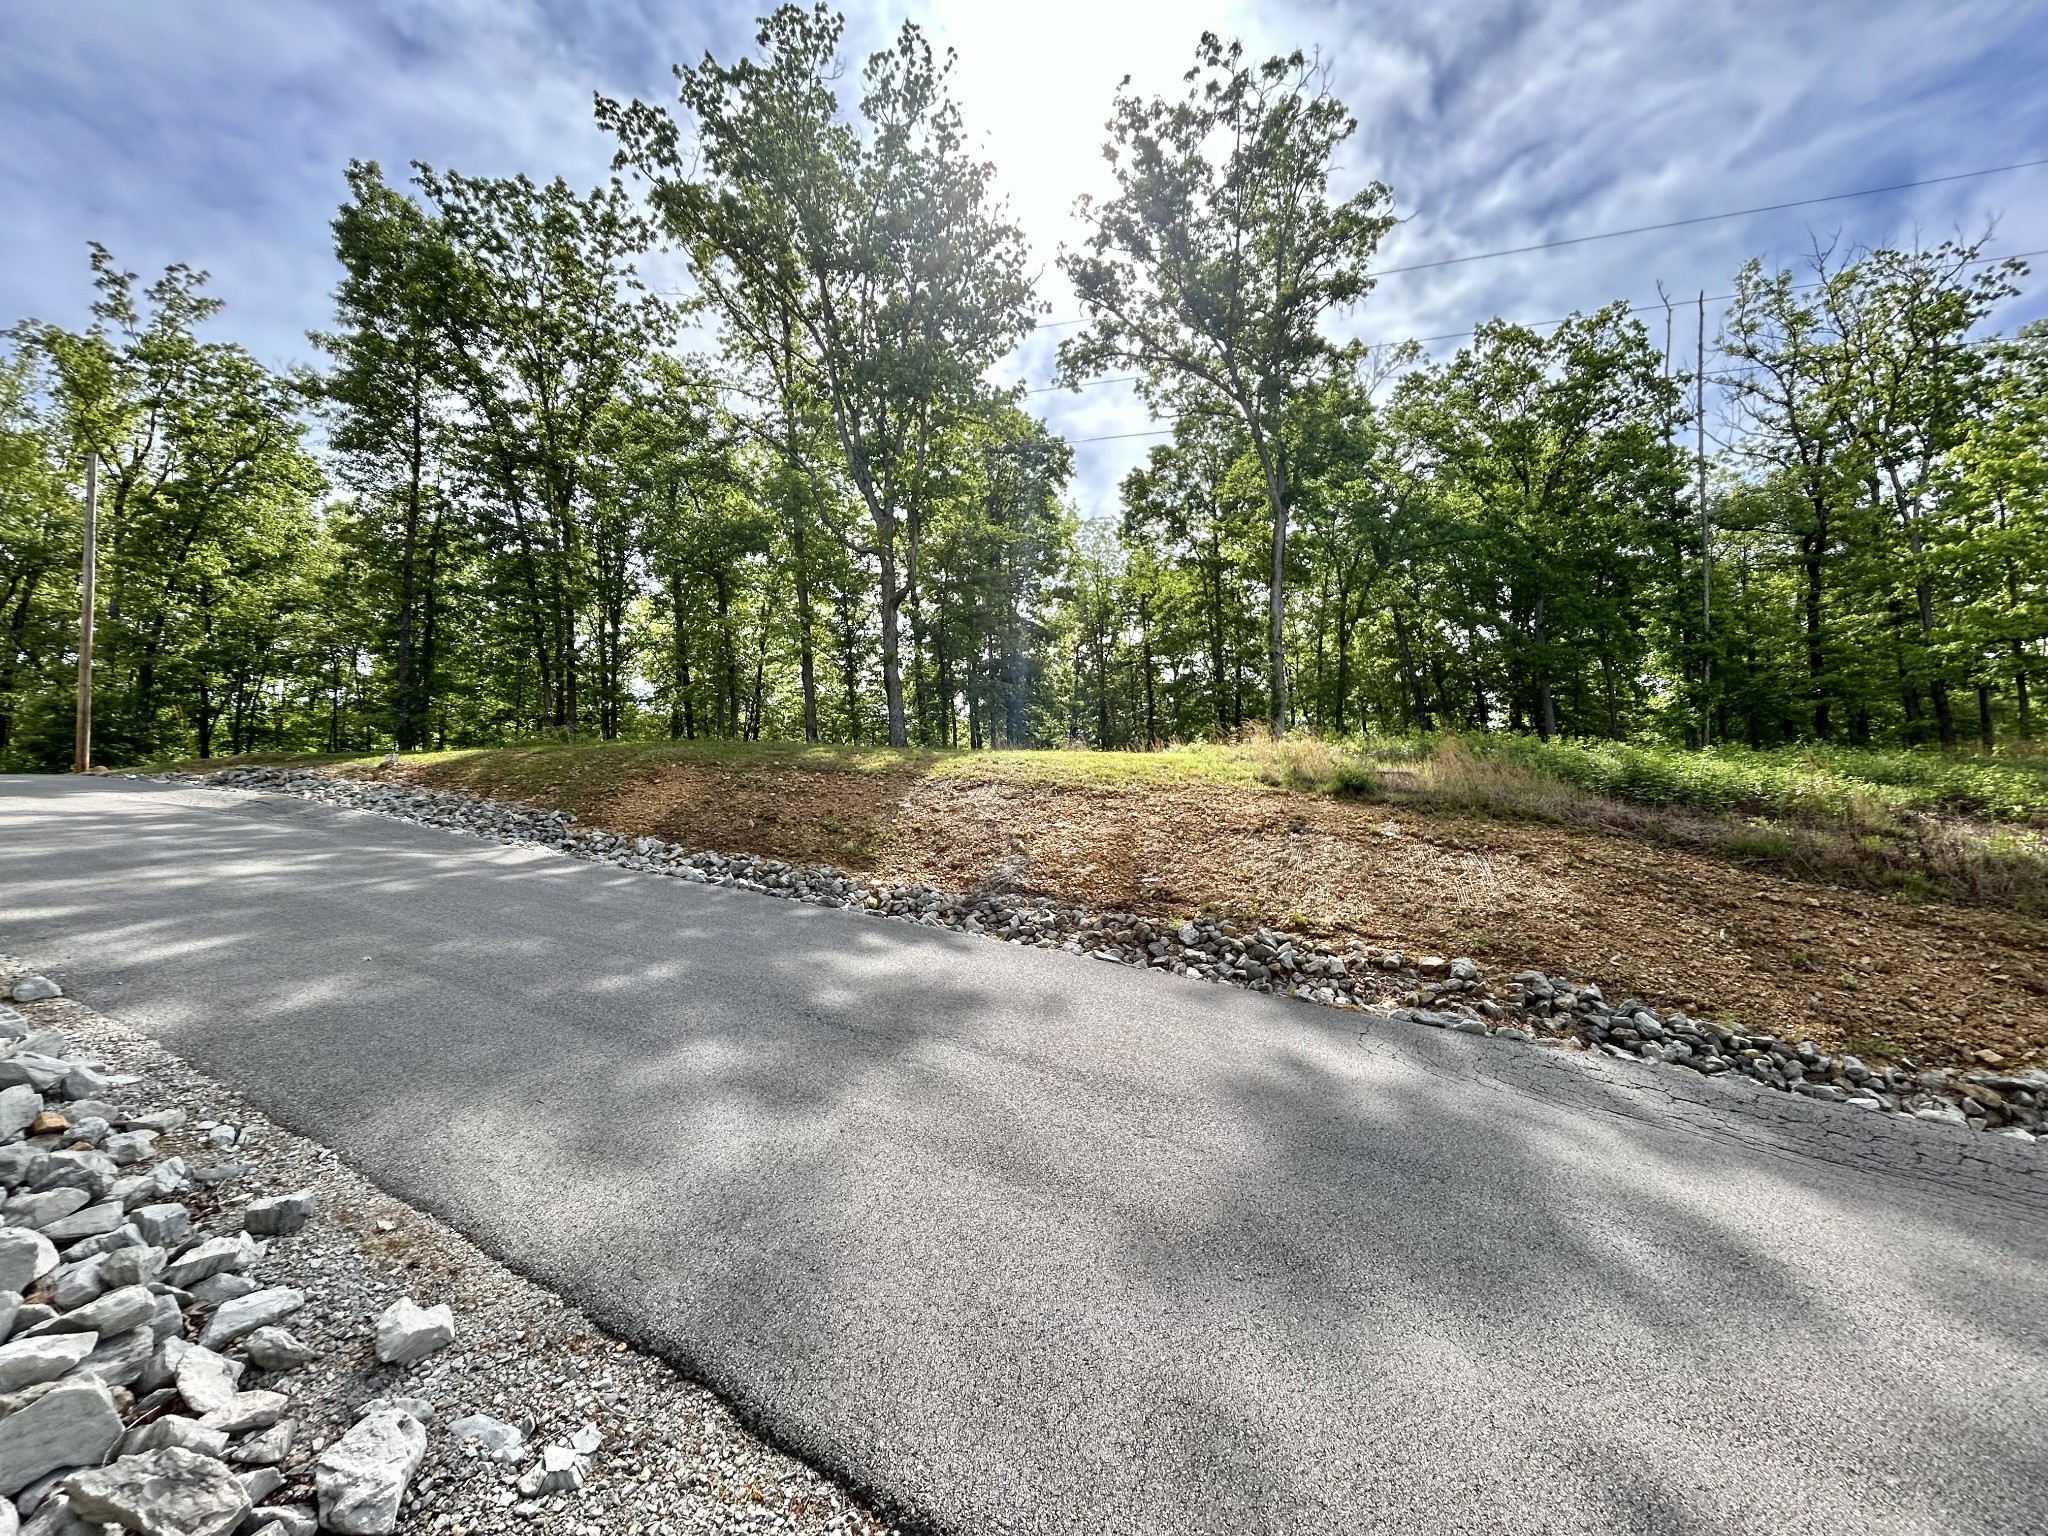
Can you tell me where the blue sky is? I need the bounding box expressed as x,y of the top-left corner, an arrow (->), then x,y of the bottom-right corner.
5,0 -> 2046,512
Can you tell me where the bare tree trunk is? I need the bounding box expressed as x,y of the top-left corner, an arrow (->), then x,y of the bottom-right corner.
2013,639 -> 2033,739
1391,605 -> 1432,732
394,384 -> 425,751
792,503 -> 819,743
878,530 -> 908,748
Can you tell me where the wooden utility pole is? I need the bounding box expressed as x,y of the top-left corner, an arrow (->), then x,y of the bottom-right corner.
73,452 -> 98,774
1697,292 -> 1711,748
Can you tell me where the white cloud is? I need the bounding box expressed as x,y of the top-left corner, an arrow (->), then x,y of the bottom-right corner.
3,0 -> 2043,513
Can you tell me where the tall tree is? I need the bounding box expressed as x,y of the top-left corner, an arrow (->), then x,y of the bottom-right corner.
414,166 -> 670,736
1387,307 -> 1682,740
0,343 -> 77,759
1059,33 -> 1394,732
316,161 -> 464,750
602,3 -> 1037,746
1949,320 -> 2048,739
26,249 -> 323,763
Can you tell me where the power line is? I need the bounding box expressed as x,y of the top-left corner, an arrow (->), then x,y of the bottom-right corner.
1029,162 -> 2047,338
1072,426 -> 1177,444
1363,245 -> 2047,351
1373,157 -> 2048,276
1047,246 -> 2044,407
1023,374 -> 1141,395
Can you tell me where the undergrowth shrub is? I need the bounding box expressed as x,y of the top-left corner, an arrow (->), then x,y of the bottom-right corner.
1469,736 -> 2048,826
1363,732 -> 2048,910
1248,731 -> 1379,795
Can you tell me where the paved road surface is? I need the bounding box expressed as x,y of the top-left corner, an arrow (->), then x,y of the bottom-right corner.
3,776 -> 2044,1535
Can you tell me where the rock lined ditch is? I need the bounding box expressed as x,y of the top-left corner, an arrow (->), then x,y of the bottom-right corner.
152,766 -> 2047,1144
0,969 -> 897,1536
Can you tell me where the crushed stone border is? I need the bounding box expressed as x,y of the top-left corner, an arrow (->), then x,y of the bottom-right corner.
142,766 -> 2047,1150
0,963 -> 901,1536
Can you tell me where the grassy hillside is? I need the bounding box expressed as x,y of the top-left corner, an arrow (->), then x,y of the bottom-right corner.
161,732 -> 2048,909
148,733 -> 2048,1072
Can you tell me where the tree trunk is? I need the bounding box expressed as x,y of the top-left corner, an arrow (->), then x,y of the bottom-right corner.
678,620 -> 697,741
505,494 -> 555,735
878,529 -> 909,748
1531,592 -> 1556,742
968,649 -> 982,750
1391,605 -> 1432,732
0,573 -> 47,753
1929,678 -> 1957,750
715,570 -> 738,738
907,568 -> 930,746
1916,577 -> 1956,749
2013,638 -> 2033,739
1094,613 -> 1111,746
418,502 -> 447,747
779,314 -> 822,744
1802,530 -> 1830,739
1003,542 -> 1026,747
747,610 -> 769,740
668,567 -> 688,740
1140,598 -> 1158,749
1312,573 -> 1329,732
1206,526 -> 1227,735
1266,494 -> 1289,734
1331,567 -> 1353,736
394,382 -> 425,751
792,499 -> 819,743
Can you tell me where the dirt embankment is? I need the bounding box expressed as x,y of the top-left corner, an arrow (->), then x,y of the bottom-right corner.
378,754 -> 2047,1072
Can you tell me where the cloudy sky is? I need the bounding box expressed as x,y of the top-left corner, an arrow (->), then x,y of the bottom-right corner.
5,0 -> 2046,512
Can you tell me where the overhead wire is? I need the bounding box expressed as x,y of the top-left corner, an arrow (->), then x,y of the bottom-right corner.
1023,156 -> 2047,334
1371,157 -> 2048,276
1041,245 -> 2045,444
1362,245 -> 2048,351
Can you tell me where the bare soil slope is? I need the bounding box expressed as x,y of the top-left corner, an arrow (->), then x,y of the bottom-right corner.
364,750 -> 2046,1072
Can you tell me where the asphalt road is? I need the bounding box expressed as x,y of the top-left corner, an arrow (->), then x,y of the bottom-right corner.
3,776 -> 2045,1535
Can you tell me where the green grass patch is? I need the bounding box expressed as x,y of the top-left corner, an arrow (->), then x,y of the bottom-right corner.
926,743 -> 1264,790
1472,736 -> 2048,826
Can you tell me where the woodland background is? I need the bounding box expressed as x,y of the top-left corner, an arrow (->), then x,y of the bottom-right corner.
3,8 -> 2044,771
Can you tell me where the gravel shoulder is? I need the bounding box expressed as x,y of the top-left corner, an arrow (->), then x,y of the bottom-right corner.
0,964 -> 898,1536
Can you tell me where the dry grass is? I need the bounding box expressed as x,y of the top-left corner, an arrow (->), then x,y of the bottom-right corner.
1245,732 -> 1381,794
1401,737 -> 2048,911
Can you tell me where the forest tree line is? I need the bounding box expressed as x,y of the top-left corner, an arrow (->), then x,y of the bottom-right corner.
3,6 -> 2045,768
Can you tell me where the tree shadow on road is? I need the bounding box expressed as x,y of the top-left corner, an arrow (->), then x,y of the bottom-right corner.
4,787 -> 2045,1536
